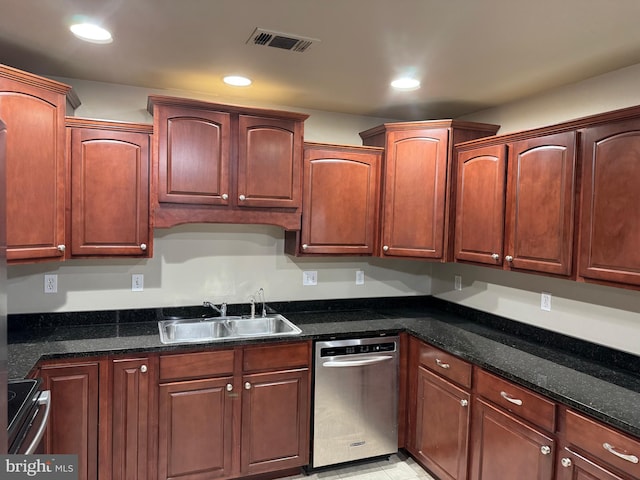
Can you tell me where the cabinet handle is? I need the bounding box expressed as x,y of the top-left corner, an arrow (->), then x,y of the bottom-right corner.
302,244 -> 308,250
561,457 -> 572,468
57,244 -> 66,253
500,391 -> 523,406
140,243 -> 147,251
221,193 -> 228,200
383,245 -> 389,252
226,383 -> 233,392
540,445 -> 551,455
139,365 -> 147,373
460,399 -> 468,407
244,382 -> 251,390
603,442 -> 639,464
491,253 -> 500,261
505,255 -> 513,262
239,194 -> 246,201
435,359 -> 450,369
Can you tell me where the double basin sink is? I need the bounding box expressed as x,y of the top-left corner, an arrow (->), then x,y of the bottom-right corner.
158,314 -> 302,344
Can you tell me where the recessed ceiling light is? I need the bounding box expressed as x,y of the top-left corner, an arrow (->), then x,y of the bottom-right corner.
70,23 -> 113,44
223,75 -> 252,87
391,77 -> 421,91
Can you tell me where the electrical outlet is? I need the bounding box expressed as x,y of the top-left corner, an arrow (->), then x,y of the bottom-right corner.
454,275 -> 462,291
541,292 -> 552,311
356,270 -> 365,285
44,274 -> 58,294
132,274 -> 144,292
302,271 -> 317,286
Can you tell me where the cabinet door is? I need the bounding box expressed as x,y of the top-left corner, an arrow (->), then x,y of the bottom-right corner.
112,357 -> 155,480
579,119 -> 640,286
241,368 -> 310,475
454,145 -> 507,265
300,145 -> 380,254
237,115 -> 303,209
155,105 -> 231,205
505,132 -> 577,275
414,366 -> 470,480
39,362 -> 100,480
557,448 -> 628,480
70,128 -> 151,256
469,398 -> 554,480
158,377 -> 234,480
0,83 -> 67,262
381,128 -> 449,258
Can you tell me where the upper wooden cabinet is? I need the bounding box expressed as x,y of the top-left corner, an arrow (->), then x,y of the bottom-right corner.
578,117 -> 640,287
67,118 -> 153,258
147,95 -> 308,230
0,64 -> 72,263
360,121 -> 499,260
284,142 -> 383,256
455,131 -> 577,276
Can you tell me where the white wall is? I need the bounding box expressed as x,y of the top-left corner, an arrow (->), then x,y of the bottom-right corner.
439,62 -> 640,356
7,78 -> 430,314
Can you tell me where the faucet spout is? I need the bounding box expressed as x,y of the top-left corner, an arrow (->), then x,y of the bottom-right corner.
203,301 -> 227,317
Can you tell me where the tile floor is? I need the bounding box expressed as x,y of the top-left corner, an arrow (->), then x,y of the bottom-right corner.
281,451 -> 437,480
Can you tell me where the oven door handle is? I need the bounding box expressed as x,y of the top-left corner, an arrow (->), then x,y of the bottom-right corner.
322,355 -> 394,367
24,390 -> 51,455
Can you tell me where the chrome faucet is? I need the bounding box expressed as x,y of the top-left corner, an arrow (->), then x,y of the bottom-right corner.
249,296 -> 256,319
203,301 -> 227,317
257,287 -> 267,317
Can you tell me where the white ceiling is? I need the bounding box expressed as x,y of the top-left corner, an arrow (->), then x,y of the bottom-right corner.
2,0 -> 640,120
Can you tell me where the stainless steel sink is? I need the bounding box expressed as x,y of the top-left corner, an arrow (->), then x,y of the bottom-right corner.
158,314 -> 302,344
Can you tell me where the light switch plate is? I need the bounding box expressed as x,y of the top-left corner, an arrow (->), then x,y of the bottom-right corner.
541,292 -> 551,311
132,274 -> 144,292
356,270 -> 365,285
454,275 -> 462,291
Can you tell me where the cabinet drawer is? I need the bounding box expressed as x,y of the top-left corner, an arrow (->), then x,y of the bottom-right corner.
159,349 -> 235,381
475,369 -> 556,432
243,342 -> 310,372
418,343 -> 472,388
565,409 -> 640,478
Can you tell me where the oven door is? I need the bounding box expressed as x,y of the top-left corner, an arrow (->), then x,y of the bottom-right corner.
9,391 -> 51,454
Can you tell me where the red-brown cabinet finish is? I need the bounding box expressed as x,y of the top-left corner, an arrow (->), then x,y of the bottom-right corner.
0,65 -> 71,263
578,118 -> 640,287
285,143 -> 382,255
148,95 -> 308,230
454,145 -> 507,265
112,357 -> 156,480
556,448 -> 628,480
361,121 -> 500,260
469,398 -> 555,480
39,362 -> 101,480
505,132 -> 577,275
67,119 -> 152,257
158,376 -> 234,480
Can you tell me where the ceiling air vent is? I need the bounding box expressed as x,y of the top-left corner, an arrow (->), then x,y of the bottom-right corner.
246,28 -> 319,53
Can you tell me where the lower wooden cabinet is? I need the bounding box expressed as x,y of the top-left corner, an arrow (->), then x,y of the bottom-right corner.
556,448 -> 628,480
469,398 -> 555,480
39,361 -> 101,480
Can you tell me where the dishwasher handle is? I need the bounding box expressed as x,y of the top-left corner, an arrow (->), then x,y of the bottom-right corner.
322,355 -> 394,367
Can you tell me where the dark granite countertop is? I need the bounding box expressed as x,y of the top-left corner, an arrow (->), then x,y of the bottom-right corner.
8,296 -> 640,439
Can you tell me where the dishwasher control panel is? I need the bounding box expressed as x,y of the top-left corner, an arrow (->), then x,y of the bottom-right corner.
320,341 -> 396,357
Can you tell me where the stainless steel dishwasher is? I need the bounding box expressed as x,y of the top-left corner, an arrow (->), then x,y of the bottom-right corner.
312,336 -> 399,468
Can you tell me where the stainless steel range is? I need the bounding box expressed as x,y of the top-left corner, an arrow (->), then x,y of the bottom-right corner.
7,379 -> 50,454
312,336 -> 399,468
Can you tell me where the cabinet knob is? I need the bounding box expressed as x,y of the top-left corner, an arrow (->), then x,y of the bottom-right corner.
540,445 -> 551,455
226,383 -> 233,392
302,244 -> 308,250
222,193 -> 228,200
383,245 -> 389,252
505,255 -> 513,262
561,457 -> 572,468
460,399 -> 468,407
140,243 -> 147,251
491,253 -> 500,261
244,382 -> 251,390
140,365 -> 148,373
57,244 -> 66,253
239,194 -> 246,201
